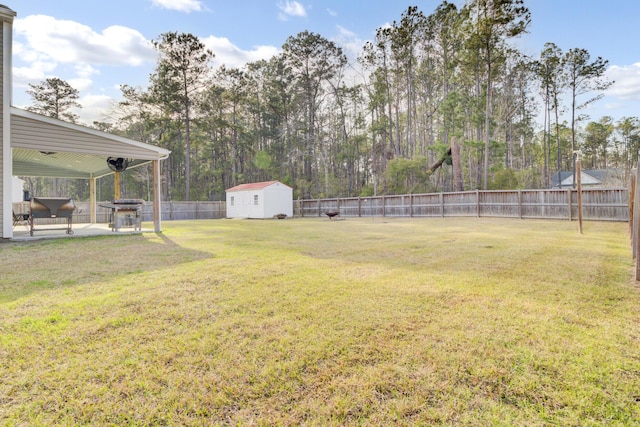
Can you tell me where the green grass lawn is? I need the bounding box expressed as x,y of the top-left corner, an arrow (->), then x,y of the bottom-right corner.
1,217 -> 639,426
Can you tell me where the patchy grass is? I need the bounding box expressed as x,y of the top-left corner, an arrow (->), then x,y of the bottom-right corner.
0,217 -> 639,426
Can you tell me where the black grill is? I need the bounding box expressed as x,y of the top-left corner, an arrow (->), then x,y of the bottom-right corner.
29,197 -> 76,236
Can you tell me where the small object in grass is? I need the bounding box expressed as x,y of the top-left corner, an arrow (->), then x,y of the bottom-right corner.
274,213 -> 287,220
325,210 -> 339,220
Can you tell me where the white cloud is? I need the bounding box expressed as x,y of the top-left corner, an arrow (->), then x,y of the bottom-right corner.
12,13 -> 278,124
13,62 -> 56,85
74,64 -> 99,80
605,63 -> 640,101
202,36 -> 279,69
277,1 -> 306,21
68,77 -> 94,93
334,25 -> 363,59
327,8 -> 337,17
12,14 -> 157,123
75,94 -> 117,124
14,15 -> 156,68
150,0 -> 204,13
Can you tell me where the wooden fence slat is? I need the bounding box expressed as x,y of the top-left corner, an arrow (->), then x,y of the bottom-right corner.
297,188 -> 629,222
13,188 -> 630,226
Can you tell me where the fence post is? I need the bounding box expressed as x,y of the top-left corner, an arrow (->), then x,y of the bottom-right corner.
518,190 -> 523,219
440,193 -> 444,217
629,174 -> 635,238
409,194 -> 413,218
633,165 -> 640,272
576,153 -> 583,234
476,190 -> 480,217
567,188 -> 572,221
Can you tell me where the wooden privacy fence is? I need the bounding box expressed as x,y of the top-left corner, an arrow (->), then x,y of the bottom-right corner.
298,188 -> 629,222
13,188 -> 628,225
96,201 -> 227,222
14,201 -> 229,225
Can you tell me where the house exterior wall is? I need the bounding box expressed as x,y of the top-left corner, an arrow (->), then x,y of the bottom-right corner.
226,182 -> 293,219
1,7 -> 15,239
0,19 -> 4,238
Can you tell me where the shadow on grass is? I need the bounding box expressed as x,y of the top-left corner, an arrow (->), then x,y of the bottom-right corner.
0,232 -> 214,304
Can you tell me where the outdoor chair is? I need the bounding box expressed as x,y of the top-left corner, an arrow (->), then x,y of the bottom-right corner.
12,210 -> 30,229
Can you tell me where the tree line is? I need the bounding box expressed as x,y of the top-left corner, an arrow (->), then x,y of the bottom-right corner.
25,0 -> 637,202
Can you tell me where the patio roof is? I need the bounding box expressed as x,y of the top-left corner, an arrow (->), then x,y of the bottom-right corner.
10,107 -> 170,179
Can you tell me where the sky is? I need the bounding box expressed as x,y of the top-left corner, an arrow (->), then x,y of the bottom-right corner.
6,0 -> 640,128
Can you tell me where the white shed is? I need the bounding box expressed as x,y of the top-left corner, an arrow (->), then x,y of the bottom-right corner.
226,181 -> 293,219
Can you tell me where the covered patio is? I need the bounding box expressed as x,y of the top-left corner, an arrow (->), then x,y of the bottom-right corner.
6,108 -> 170,240
0,5 -> 170,240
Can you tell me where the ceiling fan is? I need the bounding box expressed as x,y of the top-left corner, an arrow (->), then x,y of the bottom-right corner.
106,157 -> 131,172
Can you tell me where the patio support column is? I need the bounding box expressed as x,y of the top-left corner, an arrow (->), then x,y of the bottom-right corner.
153,159 -> 162,232
114,171 -> 121,200
89,175 -> 96,224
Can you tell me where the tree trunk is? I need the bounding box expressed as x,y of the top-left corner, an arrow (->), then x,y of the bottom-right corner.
184,89 -> 191,201
428,147 -> 452,175
451,137 -> 464,191
483,52 -> 492,190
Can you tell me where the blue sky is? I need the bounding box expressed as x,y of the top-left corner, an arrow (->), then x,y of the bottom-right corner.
7,0 -> 640,127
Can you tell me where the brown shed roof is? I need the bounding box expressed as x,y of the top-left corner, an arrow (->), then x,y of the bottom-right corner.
226,181 -> 291,192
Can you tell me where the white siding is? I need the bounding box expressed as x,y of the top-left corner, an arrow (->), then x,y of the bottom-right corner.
263,184 -> 293,217
1,6 -> 18,239
11,112 -> 163,159
0,24 -> 3,238
226,181 -> 292,219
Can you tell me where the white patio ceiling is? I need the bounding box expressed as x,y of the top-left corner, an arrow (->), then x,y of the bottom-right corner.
10,107 -> 170,179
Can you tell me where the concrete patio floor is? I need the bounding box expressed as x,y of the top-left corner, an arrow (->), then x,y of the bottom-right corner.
10,223 -> 154,241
